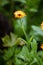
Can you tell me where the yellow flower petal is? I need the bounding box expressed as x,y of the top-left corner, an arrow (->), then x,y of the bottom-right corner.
14,10 -> 26,18
41,22 -> 43,30
40,44 -> 43,50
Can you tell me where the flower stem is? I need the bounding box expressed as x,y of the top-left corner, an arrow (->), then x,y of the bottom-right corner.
20,19 -> 29,43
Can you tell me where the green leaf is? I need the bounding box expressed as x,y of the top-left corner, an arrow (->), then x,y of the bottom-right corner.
38,51 -> 43,59
31,26 -> 43,41
2,33 -> 17,47
14,57 -> 26,65
0,0 -> 9,6
32,25 -> 43,36
26,0 -> 40,9
6,59 -> 12,65
29,8 -> 38,12
16,46 -> 30,62
13,46 -> 30,65
13,0 -> 26,3
3,47 -> 14,61
31,39 -> 37,52
35,54 -> 43,65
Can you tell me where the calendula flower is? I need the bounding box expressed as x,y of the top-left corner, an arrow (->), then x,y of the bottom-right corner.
40,44 -> 43,50
14,10 -> 26,18
41,22 -> 43,30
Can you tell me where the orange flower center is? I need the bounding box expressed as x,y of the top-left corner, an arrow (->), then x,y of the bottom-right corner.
18,14 -> 22,16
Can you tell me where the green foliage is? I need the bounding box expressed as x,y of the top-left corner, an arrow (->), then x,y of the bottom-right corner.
0,0 -> 43,65
1,33 -> 43,65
